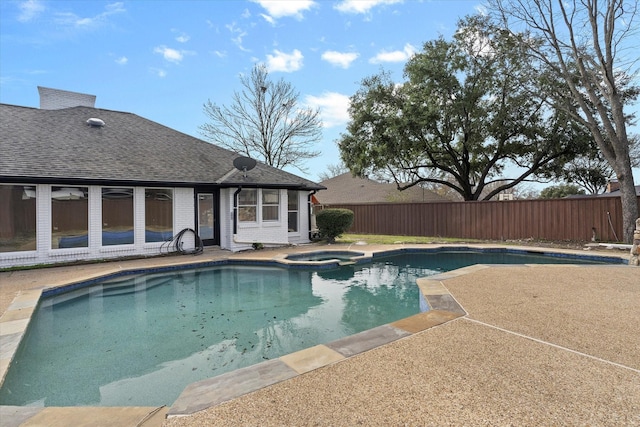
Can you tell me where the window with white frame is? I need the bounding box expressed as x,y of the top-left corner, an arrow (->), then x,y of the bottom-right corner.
102,187 -> 134,245
51,186 -> 89,249
287,190 -> 298,232
145,188 -> 173,242
262,189 -> 279,222
238,189 -> 257,222
0,184 -> 37,252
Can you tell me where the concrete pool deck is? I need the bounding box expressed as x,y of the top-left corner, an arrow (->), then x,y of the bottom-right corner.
0,243 -> 638,426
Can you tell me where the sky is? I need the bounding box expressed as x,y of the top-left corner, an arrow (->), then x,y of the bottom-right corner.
1,0 -> 638,186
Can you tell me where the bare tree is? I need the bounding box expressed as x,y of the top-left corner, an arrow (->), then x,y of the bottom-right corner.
318,163 -> 350,182
200,64 -> 322,173
491,0 -> 639,241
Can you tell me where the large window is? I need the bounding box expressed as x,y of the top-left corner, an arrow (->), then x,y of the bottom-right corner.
0,184 -> 37,252
287,190 -> 298,232
262,189 -> 280,221
238,189 -> 257,222
51,186 -> 89,249
102,188 -> 134,245
145,189 -> 173,242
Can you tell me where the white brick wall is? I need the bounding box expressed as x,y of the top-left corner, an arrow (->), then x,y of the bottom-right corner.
1,184 -> 313,267
220,188 -> 313,252
0,184 -> 195,268
173,188 -> 196,250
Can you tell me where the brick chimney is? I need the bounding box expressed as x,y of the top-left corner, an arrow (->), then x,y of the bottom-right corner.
606,180 -> 620,193
38,86 -> 96,110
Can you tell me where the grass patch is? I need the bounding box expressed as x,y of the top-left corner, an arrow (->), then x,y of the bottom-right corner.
336,234 -> 482,245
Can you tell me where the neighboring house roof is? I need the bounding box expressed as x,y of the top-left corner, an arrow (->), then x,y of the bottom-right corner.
316,173 -> 447,205
565,186 -> 640,198
606,186 -> 640,196
0,103 -> 323,190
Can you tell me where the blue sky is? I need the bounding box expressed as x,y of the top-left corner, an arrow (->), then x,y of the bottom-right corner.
1,0 -> 637,186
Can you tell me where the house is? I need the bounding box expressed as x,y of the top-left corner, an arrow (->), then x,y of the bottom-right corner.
0,87 -> 324,268
315,173 -> 446,206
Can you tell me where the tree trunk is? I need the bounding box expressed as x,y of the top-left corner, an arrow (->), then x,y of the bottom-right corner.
616,164 -> 639,243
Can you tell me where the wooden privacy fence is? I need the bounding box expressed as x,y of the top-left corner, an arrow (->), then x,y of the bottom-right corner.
319,196 -> 640,242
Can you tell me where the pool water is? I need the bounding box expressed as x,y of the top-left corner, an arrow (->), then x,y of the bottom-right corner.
286,250 -> 364,262
0,250 -> 611,407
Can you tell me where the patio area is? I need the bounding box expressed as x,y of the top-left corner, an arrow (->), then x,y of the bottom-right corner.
1,244 -> 638,426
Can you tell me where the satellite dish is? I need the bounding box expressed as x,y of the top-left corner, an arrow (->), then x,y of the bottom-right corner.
233,156 -> 257,177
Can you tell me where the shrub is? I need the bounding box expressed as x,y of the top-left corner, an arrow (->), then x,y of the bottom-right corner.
316,209 -> 354,243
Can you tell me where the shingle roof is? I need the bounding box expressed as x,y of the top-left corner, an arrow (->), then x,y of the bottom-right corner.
565,186 -> 640,198
0,103 -> 324,190
316,173 -> 447,204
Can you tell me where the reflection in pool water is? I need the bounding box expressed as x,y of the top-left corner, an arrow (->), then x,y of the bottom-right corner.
0,262 -> 424,407
286,250 -> 364,262
0,250 -> 614,407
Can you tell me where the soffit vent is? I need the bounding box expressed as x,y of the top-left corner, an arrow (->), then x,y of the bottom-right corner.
86,118 -> 105,127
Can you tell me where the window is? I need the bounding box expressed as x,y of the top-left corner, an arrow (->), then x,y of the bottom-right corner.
0,184 -> 37,252
145,189 -> 173,242
238,189 -> 257,222
287,190 -> 298,232
51,186 -> 89,249
102,188 -> 134,245
262,189 -> 279,221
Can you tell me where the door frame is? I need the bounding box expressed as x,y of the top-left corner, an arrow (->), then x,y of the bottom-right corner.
194,187 -> 220,246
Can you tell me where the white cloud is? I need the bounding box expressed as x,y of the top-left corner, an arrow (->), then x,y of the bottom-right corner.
335,0 -> 402,14
150,67 -> 167,78
17,0 -> 45,22
251,0 -> 315,20
475,5 -> 488,16
226,22 -> 250,52
54,2 -> 125,29
260,13 -> 276,25
305,92 -> 351,128
115,56 -> 128,65
369,43 -> 416,63
321,50 -> 359,69
266,49 -> 303,72
154,46 -> 194,64
171,30 -> 191,43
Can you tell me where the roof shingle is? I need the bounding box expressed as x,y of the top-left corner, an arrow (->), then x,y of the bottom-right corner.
316,173 -> 447,204
0,104 -> 323,190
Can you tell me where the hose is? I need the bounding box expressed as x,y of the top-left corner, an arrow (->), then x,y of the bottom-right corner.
606,211 -> 619,242
160,228 -> 204,255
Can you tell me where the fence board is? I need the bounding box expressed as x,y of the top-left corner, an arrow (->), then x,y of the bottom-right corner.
319,196 -> 640,242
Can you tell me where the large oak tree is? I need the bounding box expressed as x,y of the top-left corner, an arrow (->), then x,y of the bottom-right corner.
338,16 -> 590,201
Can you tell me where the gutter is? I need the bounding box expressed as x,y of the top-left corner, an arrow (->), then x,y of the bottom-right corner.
233,186 -> 242,235
308,190 -> 318,241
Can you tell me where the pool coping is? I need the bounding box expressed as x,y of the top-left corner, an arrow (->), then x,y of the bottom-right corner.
0,244 -> 630,421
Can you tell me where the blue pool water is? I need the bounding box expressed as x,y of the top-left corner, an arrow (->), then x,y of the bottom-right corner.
286,250 -> 365,262
0,250 -> 615,407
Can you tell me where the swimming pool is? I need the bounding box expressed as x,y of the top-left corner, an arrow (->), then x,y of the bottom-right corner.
0,248 -> 621,407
